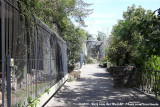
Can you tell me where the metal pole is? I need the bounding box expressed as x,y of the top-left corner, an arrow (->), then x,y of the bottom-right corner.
1,0 -> 5,106
142,70 -> 144,91
155,71 -> 157,98
35,28 -> 38,97
7,55 -> 11,107
50,35 -> 52,87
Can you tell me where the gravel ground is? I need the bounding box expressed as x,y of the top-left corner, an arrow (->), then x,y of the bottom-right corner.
45,64 -> 160,107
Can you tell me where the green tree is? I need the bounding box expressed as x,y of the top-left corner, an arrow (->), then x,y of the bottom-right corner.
18,0 -> 93,70
97,31 -> 106,41
108,4 -> 159,67
86,32 -> 94,40
38,0 -> 93,30
38,0 -> 92,69
65,26 -> 88,69
108,41 -> 128,66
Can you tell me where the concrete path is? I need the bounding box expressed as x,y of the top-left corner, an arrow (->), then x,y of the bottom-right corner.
45,64 -> 160,107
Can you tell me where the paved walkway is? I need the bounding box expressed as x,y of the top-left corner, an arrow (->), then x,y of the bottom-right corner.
45,64 -> 160,107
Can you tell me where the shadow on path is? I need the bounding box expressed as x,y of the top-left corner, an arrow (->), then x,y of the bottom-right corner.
45,64 -> 160,107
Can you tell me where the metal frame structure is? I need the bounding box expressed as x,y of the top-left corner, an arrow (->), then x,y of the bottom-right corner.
1,0 -> 5,107
80,40 -> 105,68
84,40 -> 104,59
0,0 -> 68,106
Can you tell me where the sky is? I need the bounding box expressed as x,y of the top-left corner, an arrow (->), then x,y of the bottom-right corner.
84,0 -> 160,37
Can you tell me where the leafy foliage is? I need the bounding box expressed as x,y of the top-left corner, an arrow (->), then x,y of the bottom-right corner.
27,96 -> 40,107
17,100 -> 25,107
39,0 -> 92,69
45,88 -> 50,94
66,26 -> 87,69
38,0 -> 92,28
108,41 -> 128,66
18,0 -> 93,69
107,4 -> 160,68
97,31 -> 106,41
145,55 -> 160,71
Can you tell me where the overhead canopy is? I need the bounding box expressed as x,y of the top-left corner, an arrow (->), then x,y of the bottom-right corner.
84,40 -> 103,48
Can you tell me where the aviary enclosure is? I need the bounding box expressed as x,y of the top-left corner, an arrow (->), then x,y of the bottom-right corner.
0,0 -> 68,106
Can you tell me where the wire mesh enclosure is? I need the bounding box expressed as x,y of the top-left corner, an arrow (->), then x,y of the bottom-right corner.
86,41 -> 104,59
0,0 -> 67,106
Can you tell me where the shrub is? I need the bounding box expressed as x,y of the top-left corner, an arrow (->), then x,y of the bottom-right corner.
145,55 -> 160,70
99,57 -> 107,67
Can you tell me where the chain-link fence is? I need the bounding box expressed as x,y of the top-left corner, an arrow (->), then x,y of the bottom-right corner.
1,0 -> 67,106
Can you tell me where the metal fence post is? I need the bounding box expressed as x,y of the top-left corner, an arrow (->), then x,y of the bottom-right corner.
1,0 -> 5,106
142,70 -> 144,91
35,28 -> 38,97
155,71 -> 157,98
50,35 -> 52,87
7,55 -> 11,107
80,53 -> 83,68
